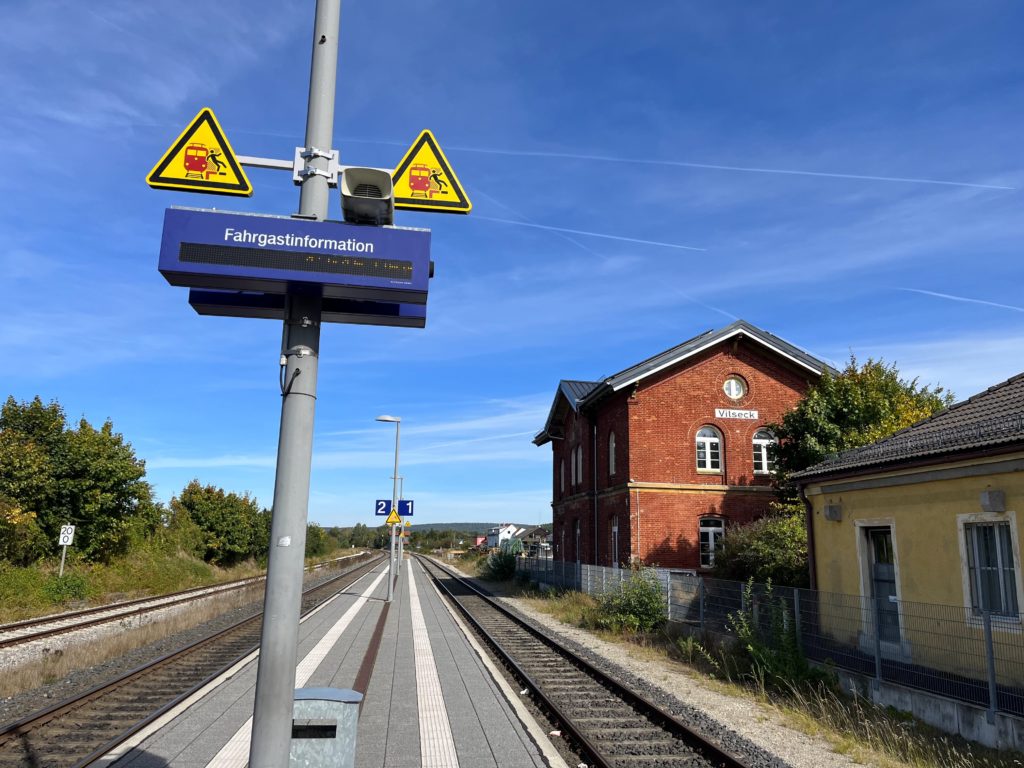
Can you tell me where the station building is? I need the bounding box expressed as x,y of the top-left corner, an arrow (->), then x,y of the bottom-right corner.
533,320 -> 830,570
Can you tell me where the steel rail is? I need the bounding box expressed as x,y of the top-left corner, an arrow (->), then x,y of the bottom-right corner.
0,553 -> 384,768
417,555 -> 751,768
0,553 -> 368,650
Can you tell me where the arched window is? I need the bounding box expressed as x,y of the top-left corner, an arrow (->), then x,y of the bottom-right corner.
696,427 -> 722,471
608,431 -> 616,477
570,448 -> 576,487
576,445 -> 584,487
752,429 -> 777,474
699,518 -> 725,567
560,458 -> 565,494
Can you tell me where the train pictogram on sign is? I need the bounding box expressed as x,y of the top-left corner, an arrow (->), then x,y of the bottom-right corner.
392,130 -> 470,214
147,107 -> 252,197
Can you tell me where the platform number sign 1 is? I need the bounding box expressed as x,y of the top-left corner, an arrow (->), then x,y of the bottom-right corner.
398,500 -> 414,517
58,524 -> 76,578
375,500 -> 391,516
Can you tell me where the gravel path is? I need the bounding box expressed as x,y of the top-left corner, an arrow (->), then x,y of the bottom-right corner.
439,561 -> 857,768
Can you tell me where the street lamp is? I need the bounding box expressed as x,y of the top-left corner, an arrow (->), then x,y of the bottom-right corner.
376,415 -> 400,602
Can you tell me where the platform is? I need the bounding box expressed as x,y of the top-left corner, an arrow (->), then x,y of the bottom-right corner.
101,558 -> 564,768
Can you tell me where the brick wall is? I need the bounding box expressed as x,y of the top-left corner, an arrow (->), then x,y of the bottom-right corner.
549,335 -> 817,570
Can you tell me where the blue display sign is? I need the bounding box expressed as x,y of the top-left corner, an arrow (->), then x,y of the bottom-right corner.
188,290 -> 427,328
398,500 -> 414,516
159,207 -> 431,304
375,500 -> 391,516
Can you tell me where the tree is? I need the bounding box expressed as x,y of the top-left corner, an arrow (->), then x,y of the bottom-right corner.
714,358 -> 953,586
0,396 -> 157,563
712,503 -> 809,587
770,356 -> 953,486
0,496 -> 49,566
170,480 -> 262,566
58,418 -> 159,560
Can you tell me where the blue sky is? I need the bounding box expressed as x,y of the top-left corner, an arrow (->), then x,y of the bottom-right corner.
1,1 -> 1022,528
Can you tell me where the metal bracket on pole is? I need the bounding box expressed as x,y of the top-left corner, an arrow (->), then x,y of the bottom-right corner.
293,147 -> 340,186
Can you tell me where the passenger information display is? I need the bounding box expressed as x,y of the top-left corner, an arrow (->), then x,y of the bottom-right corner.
159,207 -> 431,304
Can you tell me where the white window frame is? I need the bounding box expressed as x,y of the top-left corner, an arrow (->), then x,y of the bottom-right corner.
576,445 -> 583,487
699,517 -> 725,567
723,375 -> 747,400
608,431 -> 616,477
957,511 -> 1022,627
752,429 -> 776,475
696,426 -> 723,473
570,447 -> 576,488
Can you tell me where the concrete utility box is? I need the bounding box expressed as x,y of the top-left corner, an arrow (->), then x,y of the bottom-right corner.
289,687 -> 363,767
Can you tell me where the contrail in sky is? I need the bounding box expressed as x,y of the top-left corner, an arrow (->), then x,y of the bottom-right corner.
896,288 -> 1024,313
447,146 -> 1015,191
218,132 -> 1015,191
475,216 -> 707,251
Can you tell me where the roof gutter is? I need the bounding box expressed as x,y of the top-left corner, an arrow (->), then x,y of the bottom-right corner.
798,483 -> 816,590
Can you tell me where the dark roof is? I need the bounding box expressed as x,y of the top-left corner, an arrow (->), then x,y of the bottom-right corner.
533,379 -> 601,445
794,372 -> 1024,481
534,320 -> 829,445
581,319 -> 831,407
562,379 -> 602,403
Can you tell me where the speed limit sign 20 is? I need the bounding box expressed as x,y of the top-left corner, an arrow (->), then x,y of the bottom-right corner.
58,525 -> 76,547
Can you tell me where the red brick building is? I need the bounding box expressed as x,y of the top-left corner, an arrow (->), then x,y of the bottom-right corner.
533,320 -> 830,571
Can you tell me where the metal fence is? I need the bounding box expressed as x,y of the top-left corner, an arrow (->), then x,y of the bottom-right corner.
516,557 -> 1024,720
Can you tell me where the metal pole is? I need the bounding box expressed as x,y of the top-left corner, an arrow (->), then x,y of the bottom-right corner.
249,1 -> 338,764
58,545 -> 67,579
873,597 -> 883,693
388,419 -> 400,598
793,587 -> 803,654
983,610 -> 998,723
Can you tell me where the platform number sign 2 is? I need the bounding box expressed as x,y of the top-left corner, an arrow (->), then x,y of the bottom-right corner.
59,525 -> 76,547
375,500 -> 391,516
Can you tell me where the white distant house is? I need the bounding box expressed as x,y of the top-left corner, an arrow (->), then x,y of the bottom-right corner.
486,524 -> 519,549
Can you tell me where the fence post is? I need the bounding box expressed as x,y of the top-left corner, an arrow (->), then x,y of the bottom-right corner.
698,579 -> 705,630
983,610 -> 998,724
667,574 -> 673,622
793,588 -> 802,653
873,597 -> 883,694
602,566 -> 607,595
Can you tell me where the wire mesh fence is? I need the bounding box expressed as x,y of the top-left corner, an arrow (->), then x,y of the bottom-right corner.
516,557 -> 1024,718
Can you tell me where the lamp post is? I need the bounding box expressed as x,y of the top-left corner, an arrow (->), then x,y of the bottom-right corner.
376,415 -> 400,602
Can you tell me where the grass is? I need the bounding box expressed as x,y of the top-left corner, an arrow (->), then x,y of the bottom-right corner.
523,589 -> 1024,768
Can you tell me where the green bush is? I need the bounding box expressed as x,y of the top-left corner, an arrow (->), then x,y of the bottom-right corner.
43,573 -> 88,604
483,550 -> 518,580
712,503 -> 809,587
597,568 -> 666,633
726,578 -> 831,691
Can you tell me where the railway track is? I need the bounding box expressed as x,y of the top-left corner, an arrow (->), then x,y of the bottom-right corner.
417,555 -> 752,768
0,552 -> 384,768
0,553 -> 367,653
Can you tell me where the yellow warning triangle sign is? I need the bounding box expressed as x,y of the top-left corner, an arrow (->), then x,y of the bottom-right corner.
385,509 -> 402,525
392,130 -> 470,214
147,108 -> 252,197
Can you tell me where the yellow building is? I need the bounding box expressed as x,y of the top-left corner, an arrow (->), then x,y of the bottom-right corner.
795,374 -> 1024,685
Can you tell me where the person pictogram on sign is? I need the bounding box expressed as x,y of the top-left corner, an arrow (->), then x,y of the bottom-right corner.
428,169 -> 448,197
206,149 -> 227,179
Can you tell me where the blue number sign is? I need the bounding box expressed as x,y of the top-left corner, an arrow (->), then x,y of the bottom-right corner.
375,499 -> 391,516
398,500 -> 414,516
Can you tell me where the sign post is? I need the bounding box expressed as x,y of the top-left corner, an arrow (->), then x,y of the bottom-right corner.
57,525 -> 75,578
248,1 -> 338,764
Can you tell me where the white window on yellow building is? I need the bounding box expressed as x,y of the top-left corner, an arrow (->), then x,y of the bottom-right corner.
965,521 -> 1020,617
